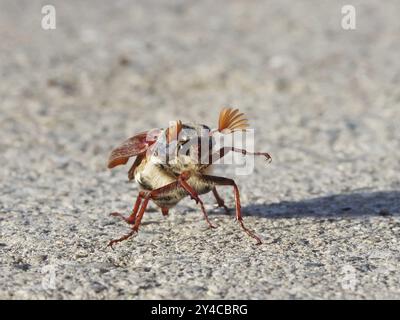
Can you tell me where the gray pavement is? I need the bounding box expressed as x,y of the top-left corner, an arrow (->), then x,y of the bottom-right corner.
1,0 -> 400,299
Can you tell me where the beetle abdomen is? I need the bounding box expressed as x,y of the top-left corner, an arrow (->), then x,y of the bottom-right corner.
152,176 -> 214,208
134,161 -> 214,208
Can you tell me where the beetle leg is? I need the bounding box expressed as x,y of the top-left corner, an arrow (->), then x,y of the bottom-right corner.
109,191 -> 145,225
202,175 -> 262,245
209,147 -> 272,164
178,174 -> 217,229
108,172 -> 220,247
107,230 -> 136,250
212,187 -> 230,214
161,207 -> 169,216
108,180 -> 180,248
233,148 -> 272,163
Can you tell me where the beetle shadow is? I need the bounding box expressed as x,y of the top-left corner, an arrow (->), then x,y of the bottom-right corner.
139,190 -> 400,226
239,190 -> 400,219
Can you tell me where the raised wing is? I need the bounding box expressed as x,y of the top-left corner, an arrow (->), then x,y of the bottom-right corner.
108,129 -> 161,169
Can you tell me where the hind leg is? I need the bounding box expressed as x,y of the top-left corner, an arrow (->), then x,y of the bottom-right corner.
109,192 -> 144,225
108,181 -> 181,248
108,181 -> 179,248
108,171 -> 220,248
212,187 -> 229,214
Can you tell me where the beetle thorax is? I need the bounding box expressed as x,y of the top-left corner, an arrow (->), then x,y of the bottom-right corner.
147,122 -> 214,175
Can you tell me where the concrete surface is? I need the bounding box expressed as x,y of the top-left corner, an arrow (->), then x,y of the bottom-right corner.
1,0 -> 400,299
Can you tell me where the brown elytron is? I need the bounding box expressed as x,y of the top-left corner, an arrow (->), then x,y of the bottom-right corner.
107,108 -> 271,247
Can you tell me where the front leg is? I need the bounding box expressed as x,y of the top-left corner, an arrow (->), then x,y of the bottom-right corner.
209,147 -> 271,164
202,174 -> 262,245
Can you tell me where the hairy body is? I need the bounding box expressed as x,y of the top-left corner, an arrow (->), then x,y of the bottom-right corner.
134,157 -> 215,208
107,108 -> 271,247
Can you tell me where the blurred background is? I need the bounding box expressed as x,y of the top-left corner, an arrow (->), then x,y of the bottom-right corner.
1,0 -> 400,299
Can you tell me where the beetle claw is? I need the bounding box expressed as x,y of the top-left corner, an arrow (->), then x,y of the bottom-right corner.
107,229 -> 137,248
